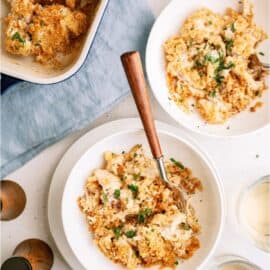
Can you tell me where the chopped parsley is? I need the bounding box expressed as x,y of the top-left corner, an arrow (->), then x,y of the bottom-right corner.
204,54 -> 219,64
113,189 -> 120,199
138,208 -> 152,223
174,261 -> 179,265
113,227 -> 122,239
225,39 -> 234,51
179,222 -> 191,230
231,22 -> 236,33
11,32 -> 25,44
170,158 -> 185,169
214,73 -> 225,85
208,20 -> 213,25
102,193 -> 108,203
133,153 -> 137,158
125,230 -> 137,238
195,59 -> 203,67
259,52 -> 265,56
214,55 -> 235,86
133,173 -> 140,180
128,184 -> 138,198
209,90 -> 217,97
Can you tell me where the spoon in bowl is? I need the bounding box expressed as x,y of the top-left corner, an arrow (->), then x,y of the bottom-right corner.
121,51 -> 186,212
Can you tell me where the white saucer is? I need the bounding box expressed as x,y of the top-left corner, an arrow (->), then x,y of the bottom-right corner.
47,118 -> 224,269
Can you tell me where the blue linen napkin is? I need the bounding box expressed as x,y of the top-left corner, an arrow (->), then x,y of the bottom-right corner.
0,0 -> 155,177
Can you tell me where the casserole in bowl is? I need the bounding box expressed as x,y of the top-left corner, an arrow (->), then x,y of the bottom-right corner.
0,0 -> 108,84
61,125 -> 224,270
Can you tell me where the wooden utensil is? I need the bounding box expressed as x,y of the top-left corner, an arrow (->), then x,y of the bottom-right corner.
0,180 -> 26,220
1,239 -> 54,270
121,51 -> 186,211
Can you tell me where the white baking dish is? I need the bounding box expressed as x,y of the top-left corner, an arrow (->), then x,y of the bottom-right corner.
0,0 -> 108,84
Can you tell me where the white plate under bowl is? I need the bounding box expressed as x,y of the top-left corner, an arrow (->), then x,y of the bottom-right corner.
146,0 -> 270,137
0,0 -> 108,84
61,125 -> 225,269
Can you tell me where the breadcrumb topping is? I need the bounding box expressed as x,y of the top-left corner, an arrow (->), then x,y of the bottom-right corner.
78,145 -> 203,270
164,0 -> 268,124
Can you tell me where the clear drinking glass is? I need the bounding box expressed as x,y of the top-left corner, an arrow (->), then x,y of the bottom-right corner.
209,254 -> 262,270
237,175 -> 270,252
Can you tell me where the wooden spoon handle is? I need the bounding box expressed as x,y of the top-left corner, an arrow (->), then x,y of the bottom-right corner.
121,51 -> 162,159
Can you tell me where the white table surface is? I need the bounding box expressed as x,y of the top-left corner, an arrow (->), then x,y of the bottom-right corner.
1,1 -> 270,269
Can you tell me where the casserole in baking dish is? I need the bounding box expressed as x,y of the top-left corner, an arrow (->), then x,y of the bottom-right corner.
0,0 -> 108,84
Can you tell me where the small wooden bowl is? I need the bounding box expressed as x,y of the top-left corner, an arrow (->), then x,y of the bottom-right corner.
0,180 -> 26,221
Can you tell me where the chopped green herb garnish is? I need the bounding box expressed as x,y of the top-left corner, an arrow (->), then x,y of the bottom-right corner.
180,222 -> 191,230
174,261 -> 179,265
128,184 -> 138,198
137,211 -> 145,223
231,22 -> 236,32
122,151 -> 125,154
133,153 -> 137,158
11,32 -> 25,44
195,59 -> 203,67
204,54 -> 219,64
125,230 -> 137,238
113,227 -> 122,239
133,173 -> 140,180
114,189 -> 120,199
259,52 -> 265,56
209,90 -> 216,97
137,208 -> 152,224
208,20 -> 212,25
144,208 -> 152,216
225,62 -> 235,69
225,39 -> 233,50
102,193 -> 108,203
214,55 -> 235,86
215,73 -> 225,85
170,158 -> 185,169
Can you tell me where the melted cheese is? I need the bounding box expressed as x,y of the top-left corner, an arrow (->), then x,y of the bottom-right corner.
160,213 -> 192,241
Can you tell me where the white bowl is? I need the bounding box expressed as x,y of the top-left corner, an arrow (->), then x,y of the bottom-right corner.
146,0 -> 270,137
61,125 -> 225,270
0,0 -> 108,84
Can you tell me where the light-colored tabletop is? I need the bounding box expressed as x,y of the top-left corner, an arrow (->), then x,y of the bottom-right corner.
1,1 -> 270,269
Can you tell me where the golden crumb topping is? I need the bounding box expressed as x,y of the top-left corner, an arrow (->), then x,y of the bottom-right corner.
4,0 -> 100,67
164,0 -> 268,124
78,145 -> 202,270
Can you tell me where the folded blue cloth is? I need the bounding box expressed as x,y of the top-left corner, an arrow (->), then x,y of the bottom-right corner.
0,0 -> 154,177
